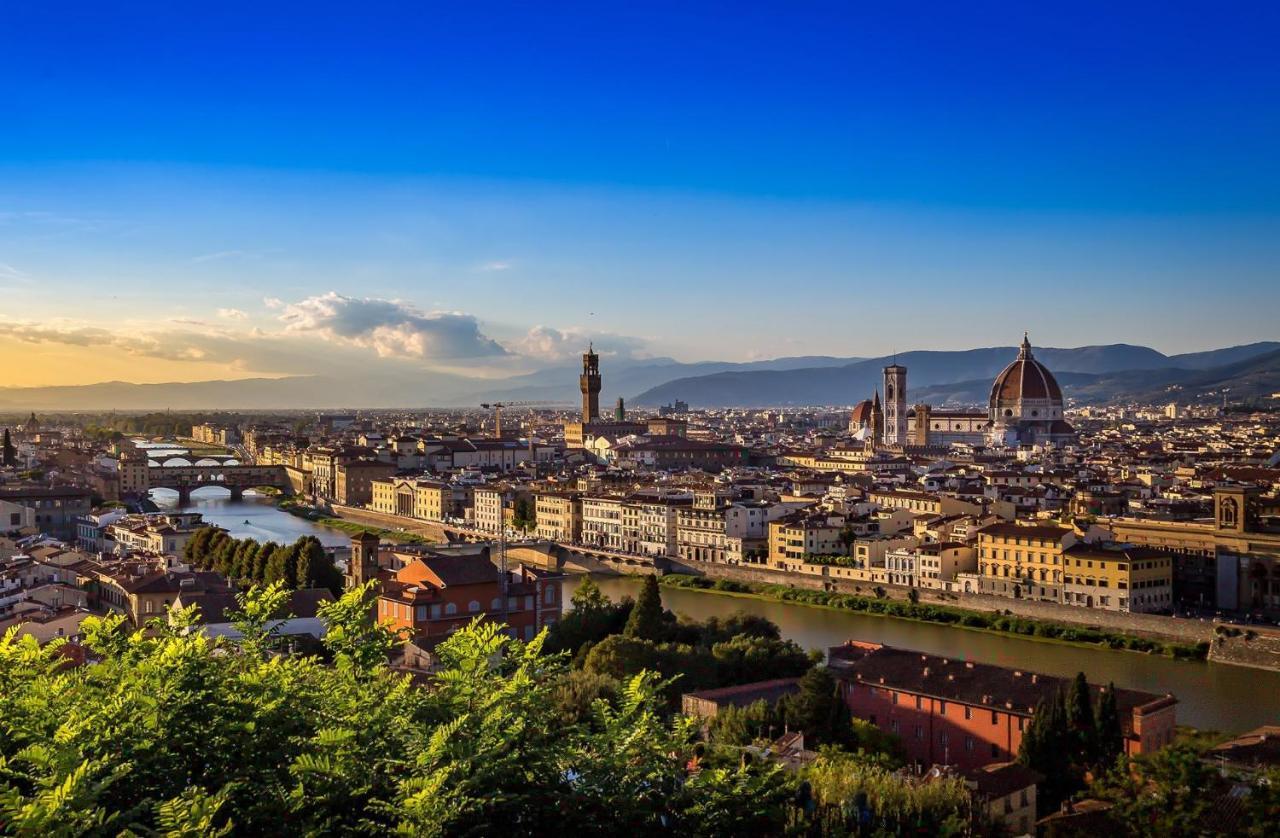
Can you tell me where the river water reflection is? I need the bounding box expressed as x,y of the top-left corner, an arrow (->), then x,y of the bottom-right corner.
568,575 -> 1280,733
150,490 -> 350,548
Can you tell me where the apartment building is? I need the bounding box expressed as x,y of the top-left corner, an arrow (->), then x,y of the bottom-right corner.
622,493 -> 693,557
1061,543 -> 1174,612
534,491 -> 581,543
581,495 -> 626,550
768,513 -> 847,570
334,460 -> 397,507
976,522 -> 1078,602
829,641 -> 1177,773
377,554 -> 563,643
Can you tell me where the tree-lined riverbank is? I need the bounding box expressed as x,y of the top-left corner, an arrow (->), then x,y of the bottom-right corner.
569,576 -> 1280,733
659,574 -> 1209,660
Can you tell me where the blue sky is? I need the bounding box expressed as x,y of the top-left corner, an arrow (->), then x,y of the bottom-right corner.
1,2 -> 1278,385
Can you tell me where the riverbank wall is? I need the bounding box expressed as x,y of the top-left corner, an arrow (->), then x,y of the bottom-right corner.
1209,625 -> 1280,671
327,504 -> 453,542
663,557 -> 1214,645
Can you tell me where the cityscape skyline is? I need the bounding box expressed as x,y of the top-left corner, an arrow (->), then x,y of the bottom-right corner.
4,3 -> 1280,386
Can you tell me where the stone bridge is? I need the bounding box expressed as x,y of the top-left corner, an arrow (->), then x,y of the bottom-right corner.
147,464 -> 291,503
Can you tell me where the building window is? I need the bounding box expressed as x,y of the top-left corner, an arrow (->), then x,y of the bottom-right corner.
468,600 -> 480,613
938,701 -> 946,715
965,736 -> 974,752
915,696 -> 923,710
445,602 -> 457,616
914,725 -> 923,740
431,604 -> 441,619
415,605 -> 427,622
991,743 -> 1000,758
544,587 -> 555,604
890,720 -> 899,733
491,598 -> 502,611
964,706 -> 972,720
992,710 -> 998,724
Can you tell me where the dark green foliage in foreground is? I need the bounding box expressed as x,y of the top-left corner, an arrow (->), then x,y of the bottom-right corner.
0,584 -> 794,836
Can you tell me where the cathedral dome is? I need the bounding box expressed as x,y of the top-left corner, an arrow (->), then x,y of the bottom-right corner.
989,334 -> 1065,420
849,399 -> 874,426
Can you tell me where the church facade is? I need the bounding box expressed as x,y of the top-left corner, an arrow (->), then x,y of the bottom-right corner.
849,334 -> 1076,450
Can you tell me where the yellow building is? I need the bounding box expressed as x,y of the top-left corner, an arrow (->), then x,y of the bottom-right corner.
768,513 -> 847,571
976,522 -> 1077,602
1109,485 -> 1280,615
868,489 -> 985,518
1061,544 -> 1173,612
534,491 -> 581,542
369,478 -> 449,521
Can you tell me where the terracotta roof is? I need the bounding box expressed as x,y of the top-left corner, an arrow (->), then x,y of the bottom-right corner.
989,337 -> 1064,405
829,642 -> 1173,723
977,522 -> 1073,541
965,761 -> 1043,799
684,677 -> 802,708
849,400 -> 874,425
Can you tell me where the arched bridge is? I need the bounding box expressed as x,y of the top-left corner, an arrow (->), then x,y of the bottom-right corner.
147,464 -> 291,503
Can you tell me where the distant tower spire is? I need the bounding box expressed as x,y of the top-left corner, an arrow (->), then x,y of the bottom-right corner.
580,345 -> 602,423
1019,331 -> 1032,359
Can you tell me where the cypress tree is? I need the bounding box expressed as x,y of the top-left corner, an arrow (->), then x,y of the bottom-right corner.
251,541 -> 278,584
201,531 -> 230,570
265,544 -> 291,584
1095,682 -> 1124,767
623,575 -> 664,640
231,540 -> 257,581
282,540 -> 303,589
1068,671 -> 1096,760
293,538 -> 315,589
213,537 -> 240,576
183,527 -> 214,565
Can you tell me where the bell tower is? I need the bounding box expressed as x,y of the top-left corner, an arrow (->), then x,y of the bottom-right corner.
883,362 -> 908,446
348,532 -> 381,589
580,344 -> 601,422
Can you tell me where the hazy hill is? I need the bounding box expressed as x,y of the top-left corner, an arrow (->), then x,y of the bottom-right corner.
3,342 -> 1275,411
632,342 -> 1280,407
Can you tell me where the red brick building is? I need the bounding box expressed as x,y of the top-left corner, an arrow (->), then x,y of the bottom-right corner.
829,641 -> 1177,772
376,553 -> 563,643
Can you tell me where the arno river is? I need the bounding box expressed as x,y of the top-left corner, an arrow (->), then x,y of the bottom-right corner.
142,494 -> 1280,733
567,576 -> 1280,734
151,489 -> 350,548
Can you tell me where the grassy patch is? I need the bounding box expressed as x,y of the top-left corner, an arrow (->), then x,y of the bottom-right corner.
276,500 -> 432,545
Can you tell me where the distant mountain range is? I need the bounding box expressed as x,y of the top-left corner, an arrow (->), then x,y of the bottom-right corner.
1,342 -> 1277,411
632,342 -> 1280,408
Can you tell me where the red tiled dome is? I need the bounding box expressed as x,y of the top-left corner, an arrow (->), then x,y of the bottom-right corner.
990,336 -> 1064,405
850,399 -> 874,425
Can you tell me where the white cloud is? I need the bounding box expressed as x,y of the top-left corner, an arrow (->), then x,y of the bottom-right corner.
217,308 -> 249,320
0,263 -> 32,284
191,250 -> 253,264
511,325 -> 648,362
278,291 -> 508,360
262,297 -> 284,309
476,260 -> 513,272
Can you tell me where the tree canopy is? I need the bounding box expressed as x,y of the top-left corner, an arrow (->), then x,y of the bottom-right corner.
0,584 -> 793,836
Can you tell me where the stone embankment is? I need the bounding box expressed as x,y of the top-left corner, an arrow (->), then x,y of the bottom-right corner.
1208,625 -> 1280,671
662,556 -> 1214,645
312,506 -> 1269,659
